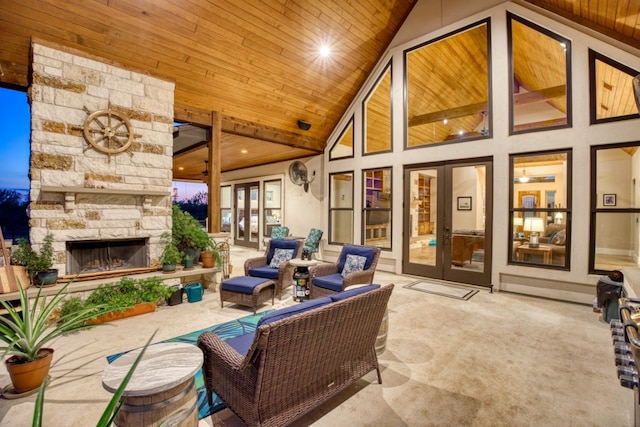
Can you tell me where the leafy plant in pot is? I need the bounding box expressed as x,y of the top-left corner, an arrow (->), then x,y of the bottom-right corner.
0,281 -> 113,394
171,204 -> 210,262
160,232 -> 182,273
200,237 -> 222,269
11,234 -> 58,287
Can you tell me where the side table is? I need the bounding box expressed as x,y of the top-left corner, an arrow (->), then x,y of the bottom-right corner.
102,342 -> 203,427
289,258 -> 318,302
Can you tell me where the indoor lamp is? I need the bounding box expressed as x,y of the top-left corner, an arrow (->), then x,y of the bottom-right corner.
524,217 -> 545,248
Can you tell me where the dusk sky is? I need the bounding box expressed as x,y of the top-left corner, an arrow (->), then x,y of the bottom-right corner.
0,87 -> 205,200
0,88 -> 30,191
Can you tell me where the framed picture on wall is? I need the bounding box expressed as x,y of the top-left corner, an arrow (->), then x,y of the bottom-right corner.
603,194 -> 616,206
457,196 -> 472,210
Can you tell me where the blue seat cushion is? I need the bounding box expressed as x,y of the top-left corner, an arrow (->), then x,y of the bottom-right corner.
312,273 -> 345,292
257,297 -> 332,327
329,284 -> 380,302
266,239 -> 300,265
225,332 -> 255,356
248,266 -> 280,280
336,245 -> 375,273
221,276 -> 272,294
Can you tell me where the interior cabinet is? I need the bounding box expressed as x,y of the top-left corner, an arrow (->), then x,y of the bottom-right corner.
417,174 -> 431,235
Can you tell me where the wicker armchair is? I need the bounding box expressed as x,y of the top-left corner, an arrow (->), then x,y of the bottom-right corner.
309,244 -> 381,298
197,284 -> 394,427
244,238 -> 303,299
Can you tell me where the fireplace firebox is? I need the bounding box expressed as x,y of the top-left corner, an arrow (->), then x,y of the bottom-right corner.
66,238 -> 149,275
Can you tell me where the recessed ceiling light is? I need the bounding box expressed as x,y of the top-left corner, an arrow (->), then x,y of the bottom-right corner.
178,166 -> 184,170
241,149 -> 248,154
319,45 -> 331,58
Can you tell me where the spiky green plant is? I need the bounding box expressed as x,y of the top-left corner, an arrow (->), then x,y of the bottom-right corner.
0,280 -> 112,362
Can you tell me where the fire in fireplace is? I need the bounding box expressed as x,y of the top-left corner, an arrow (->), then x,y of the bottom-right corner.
66,238 -> 149,275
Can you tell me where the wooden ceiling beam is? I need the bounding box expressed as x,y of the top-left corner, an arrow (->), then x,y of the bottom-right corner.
409,101 -> 487,127
174,103 -> 324,153
513,84 -> 566,106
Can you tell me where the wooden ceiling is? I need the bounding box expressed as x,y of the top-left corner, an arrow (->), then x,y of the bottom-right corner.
0,1 -> 639,180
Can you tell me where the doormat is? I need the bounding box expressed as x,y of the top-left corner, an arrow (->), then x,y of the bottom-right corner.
106,310 -> 273,419
404,281 -> 478,300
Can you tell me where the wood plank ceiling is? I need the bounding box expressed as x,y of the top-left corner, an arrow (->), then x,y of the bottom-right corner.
0,1 -> 639,181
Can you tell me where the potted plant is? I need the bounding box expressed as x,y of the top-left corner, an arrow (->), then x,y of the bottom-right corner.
200,236 -> 222,269
59,276 -> 175,325
171,204 -> 210,261
0,281 -> 113,394
183,253 -> 195,270
11,234 -> 58,287
160,232 -> 182,273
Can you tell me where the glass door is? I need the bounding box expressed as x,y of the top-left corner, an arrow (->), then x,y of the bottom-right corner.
234,182 -> 259,249
403,159 -> 492,286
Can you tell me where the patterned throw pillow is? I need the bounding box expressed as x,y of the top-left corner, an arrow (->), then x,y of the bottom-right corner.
341,254 -> 367,277
269,248 -> 294,268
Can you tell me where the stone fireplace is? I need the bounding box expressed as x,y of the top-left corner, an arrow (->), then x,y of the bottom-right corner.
28,40 -> 175,277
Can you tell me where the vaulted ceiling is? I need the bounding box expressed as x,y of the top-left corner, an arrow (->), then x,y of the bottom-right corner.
0,1 -> 639,180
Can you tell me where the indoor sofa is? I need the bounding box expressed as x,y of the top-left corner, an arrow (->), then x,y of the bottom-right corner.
197,283 -> 394,427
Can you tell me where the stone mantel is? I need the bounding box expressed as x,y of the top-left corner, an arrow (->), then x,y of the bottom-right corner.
41,186 -> 168,213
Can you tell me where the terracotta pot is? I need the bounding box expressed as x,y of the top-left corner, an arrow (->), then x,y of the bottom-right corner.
6,348 -> 54,393
88,302 -> 156,325
201,252 -> 215,268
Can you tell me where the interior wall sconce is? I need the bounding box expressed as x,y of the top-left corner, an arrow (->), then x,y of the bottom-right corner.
297,120 -> 311,131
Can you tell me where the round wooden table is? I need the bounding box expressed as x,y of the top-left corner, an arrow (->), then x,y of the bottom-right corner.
102,342 -> 203,427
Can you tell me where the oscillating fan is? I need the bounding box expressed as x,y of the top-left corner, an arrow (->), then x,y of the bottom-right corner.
288,161 -> 315,192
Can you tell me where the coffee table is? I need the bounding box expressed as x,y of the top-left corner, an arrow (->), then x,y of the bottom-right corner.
515,244 -> 553,264
102,342 -> 203,427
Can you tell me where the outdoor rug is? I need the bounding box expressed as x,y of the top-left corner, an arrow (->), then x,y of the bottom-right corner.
404,280 -> 478,300
106,310 -> 272,419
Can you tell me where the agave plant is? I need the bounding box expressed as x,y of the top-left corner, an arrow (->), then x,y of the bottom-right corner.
0,280 -> 112,362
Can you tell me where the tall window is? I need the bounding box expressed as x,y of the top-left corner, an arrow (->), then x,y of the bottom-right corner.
329,172 -> 354,244
591,143 -> 640,273
589,49 -> 640,124
263,179 -> 282,237
405,19 -> 491,147
329,117 -> 354,160
363,168 -> 392,249
509,150 -> 571,269
508,13 -> 571,134
363,63 -> 392,155
220,185 -> 231,232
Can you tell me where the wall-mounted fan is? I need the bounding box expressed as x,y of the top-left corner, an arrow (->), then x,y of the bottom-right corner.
288,160 -> 315,192
634,74 -> 640,114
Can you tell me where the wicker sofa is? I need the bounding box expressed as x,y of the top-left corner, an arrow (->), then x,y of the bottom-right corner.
197,283 -> 394,427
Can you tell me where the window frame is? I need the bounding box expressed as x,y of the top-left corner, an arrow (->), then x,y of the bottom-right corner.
362,167 -> 392,250
329,116 -> 355,161
589,141 -> 640,274
588,49 -> 640,125
362,61 -> 393,156
507,12 -> 572,135
508,149 -> 572,270
328,171 -> 354,245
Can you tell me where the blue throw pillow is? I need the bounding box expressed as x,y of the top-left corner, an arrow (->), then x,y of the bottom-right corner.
341,254 -> 366,277
269,248 -> 294,268
337,246 -> 374,272
266,239 -> 299,265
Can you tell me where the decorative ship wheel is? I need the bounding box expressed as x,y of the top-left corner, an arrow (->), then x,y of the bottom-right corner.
83,108 -> 136,161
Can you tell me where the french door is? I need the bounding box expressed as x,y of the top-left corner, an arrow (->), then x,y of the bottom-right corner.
403,159 -> 492,287
234,182 -> 259,249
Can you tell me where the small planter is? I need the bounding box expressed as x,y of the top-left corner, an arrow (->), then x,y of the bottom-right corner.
35,269 -> 58,287
162,263 -> 176,274
88,302 -> 156,325
201,252 -> 215,268
167,286 -> 184,306
183,257 -> 194,270
6,348 -> 54,393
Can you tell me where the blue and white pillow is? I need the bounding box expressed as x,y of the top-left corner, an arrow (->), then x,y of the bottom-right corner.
269,248 -> 294,268
341,254 -> 367,277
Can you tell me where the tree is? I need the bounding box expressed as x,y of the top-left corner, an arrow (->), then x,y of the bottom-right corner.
176,191 -> 208,224
0,189 -> 29,241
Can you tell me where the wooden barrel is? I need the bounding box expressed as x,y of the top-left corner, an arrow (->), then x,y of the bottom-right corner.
375,309 -> 389,356
115,377 -> 198,427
